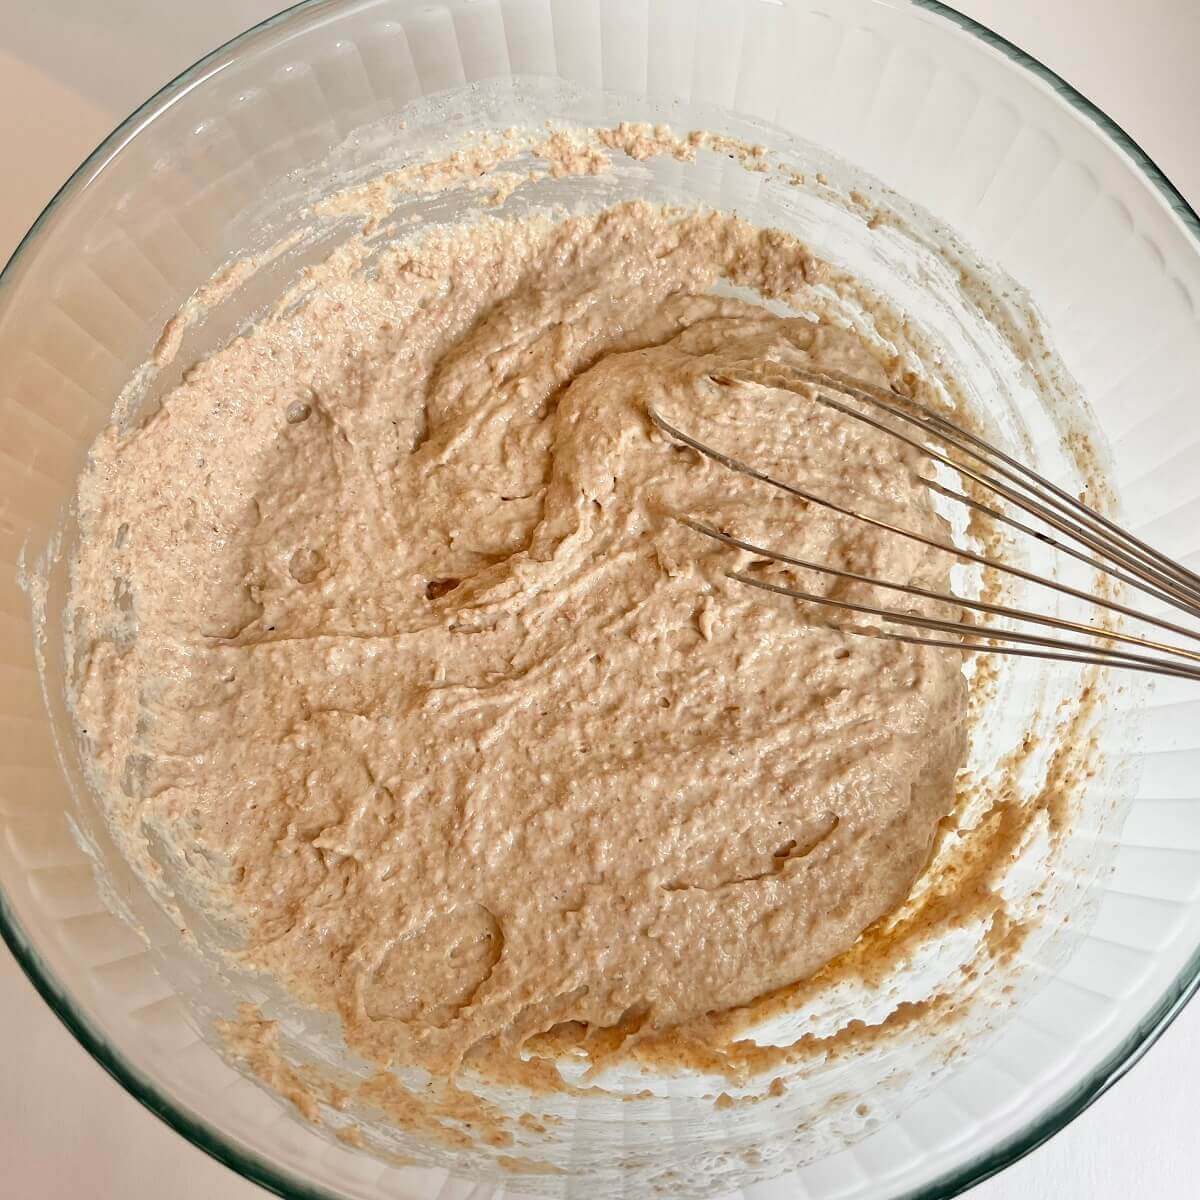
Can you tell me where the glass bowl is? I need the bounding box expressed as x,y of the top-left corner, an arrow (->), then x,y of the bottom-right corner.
2,1 -> 1200,1197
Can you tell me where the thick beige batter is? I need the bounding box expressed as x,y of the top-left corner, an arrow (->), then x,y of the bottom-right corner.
70,201 -> 966,1075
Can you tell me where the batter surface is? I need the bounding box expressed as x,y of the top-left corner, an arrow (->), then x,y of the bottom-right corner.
70,202 -> 966,1074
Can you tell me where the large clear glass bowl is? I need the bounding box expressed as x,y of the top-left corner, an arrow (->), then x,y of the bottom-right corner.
2,2 -> 1199,1197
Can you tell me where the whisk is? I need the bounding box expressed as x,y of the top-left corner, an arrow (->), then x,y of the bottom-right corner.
648,363 -> 1200,682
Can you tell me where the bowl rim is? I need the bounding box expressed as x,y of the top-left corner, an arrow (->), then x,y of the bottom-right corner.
2,1 -> 1198,1197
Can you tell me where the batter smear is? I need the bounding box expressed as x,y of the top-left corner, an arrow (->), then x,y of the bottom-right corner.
70,201 -> 967,1076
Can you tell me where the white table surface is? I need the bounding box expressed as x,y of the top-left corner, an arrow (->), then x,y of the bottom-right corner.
2,2 -> 1198,1196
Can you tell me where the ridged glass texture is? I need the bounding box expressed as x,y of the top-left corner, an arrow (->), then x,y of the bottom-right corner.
1,2 -> 1199,1198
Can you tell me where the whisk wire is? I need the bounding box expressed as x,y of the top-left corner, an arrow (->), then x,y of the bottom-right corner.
916,477 -> 1200,618
648,364 -> 1200,681
648,406 -> 1200,648
682,517 -> 1200,670
726,365 -> 1200,614
750,364 -> 1200,601
729,571 -> 1200,681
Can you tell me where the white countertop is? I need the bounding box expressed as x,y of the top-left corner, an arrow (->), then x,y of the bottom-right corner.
2,2 -> 1198,1196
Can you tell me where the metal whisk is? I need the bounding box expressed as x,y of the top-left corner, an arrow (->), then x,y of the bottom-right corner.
649,363 -> 1200,682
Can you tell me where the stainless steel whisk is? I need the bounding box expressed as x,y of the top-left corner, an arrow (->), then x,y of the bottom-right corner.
649,363 -> 1200,682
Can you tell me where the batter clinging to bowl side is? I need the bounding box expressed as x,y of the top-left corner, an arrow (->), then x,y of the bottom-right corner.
69,200 -> 966,1074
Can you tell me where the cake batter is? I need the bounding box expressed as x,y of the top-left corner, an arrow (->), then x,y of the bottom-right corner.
69,201 -> 967,1075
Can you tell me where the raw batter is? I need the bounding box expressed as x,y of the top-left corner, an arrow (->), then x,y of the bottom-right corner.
69,201 -> 966,1075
